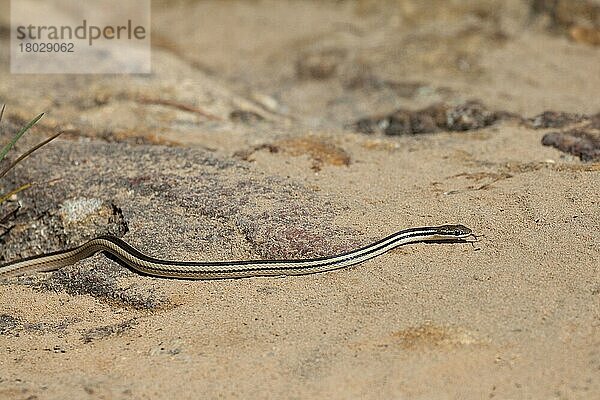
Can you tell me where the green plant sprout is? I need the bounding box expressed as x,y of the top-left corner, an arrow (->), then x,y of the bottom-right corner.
0,104 -> 63,208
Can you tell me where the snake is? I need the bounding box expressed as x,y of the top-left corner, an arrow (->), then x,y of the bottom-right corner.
0,224 -> 473,279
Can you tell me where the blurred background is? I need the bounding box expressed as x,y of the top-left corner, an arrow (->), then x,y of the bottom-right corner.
0,0 -> 599,146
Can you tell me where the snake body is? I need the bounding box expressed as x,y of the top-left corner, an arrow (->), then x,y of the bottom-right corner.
0,225 -> 472,279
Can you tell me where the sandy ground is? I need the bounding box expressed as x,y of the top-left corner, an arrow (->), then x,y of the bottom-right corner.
0,1 -> 599,399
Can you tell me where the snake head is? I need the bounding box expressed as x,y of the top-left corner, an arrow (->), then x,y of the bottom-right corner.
436,224 -> 472,238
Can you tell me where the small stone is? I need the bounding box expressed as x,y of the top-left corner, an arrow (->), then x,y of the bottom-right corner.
542,130 -> 600,162
527,111 -> 586,129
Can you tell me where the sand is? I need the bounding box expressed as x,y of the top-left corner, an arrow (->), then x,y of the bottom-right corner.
0,1 -> 599,399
